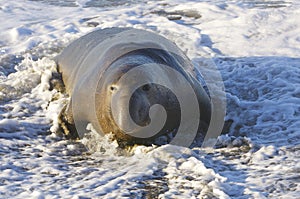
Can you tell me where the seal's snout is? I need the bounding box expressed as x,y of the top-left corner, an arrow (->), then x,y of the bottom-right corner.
130,87 -> 152,126
111,86 -> 151,130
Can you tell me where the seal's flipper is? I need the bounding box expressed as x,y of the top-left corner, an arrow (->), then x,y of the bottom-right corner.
49,71 -> 66,93
58,99 -> 79,139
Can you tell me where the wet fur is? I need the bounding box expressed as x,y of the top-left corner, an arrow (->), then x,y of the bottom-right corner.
55,28 -> 212,146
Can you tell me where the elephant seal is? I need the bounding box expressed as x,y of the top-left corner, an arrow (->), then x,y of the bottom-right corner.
55,27 -> 211,147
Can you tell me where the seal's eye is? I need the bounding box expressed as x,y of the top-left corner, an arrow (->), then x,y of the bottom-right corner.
142,84 -> 151,91
110,86 -> 117,91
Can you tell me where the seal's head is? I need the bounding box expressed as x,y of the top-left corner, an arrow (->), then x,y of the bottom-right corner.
95,49 -> 186,145
95,49 -> 210,144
